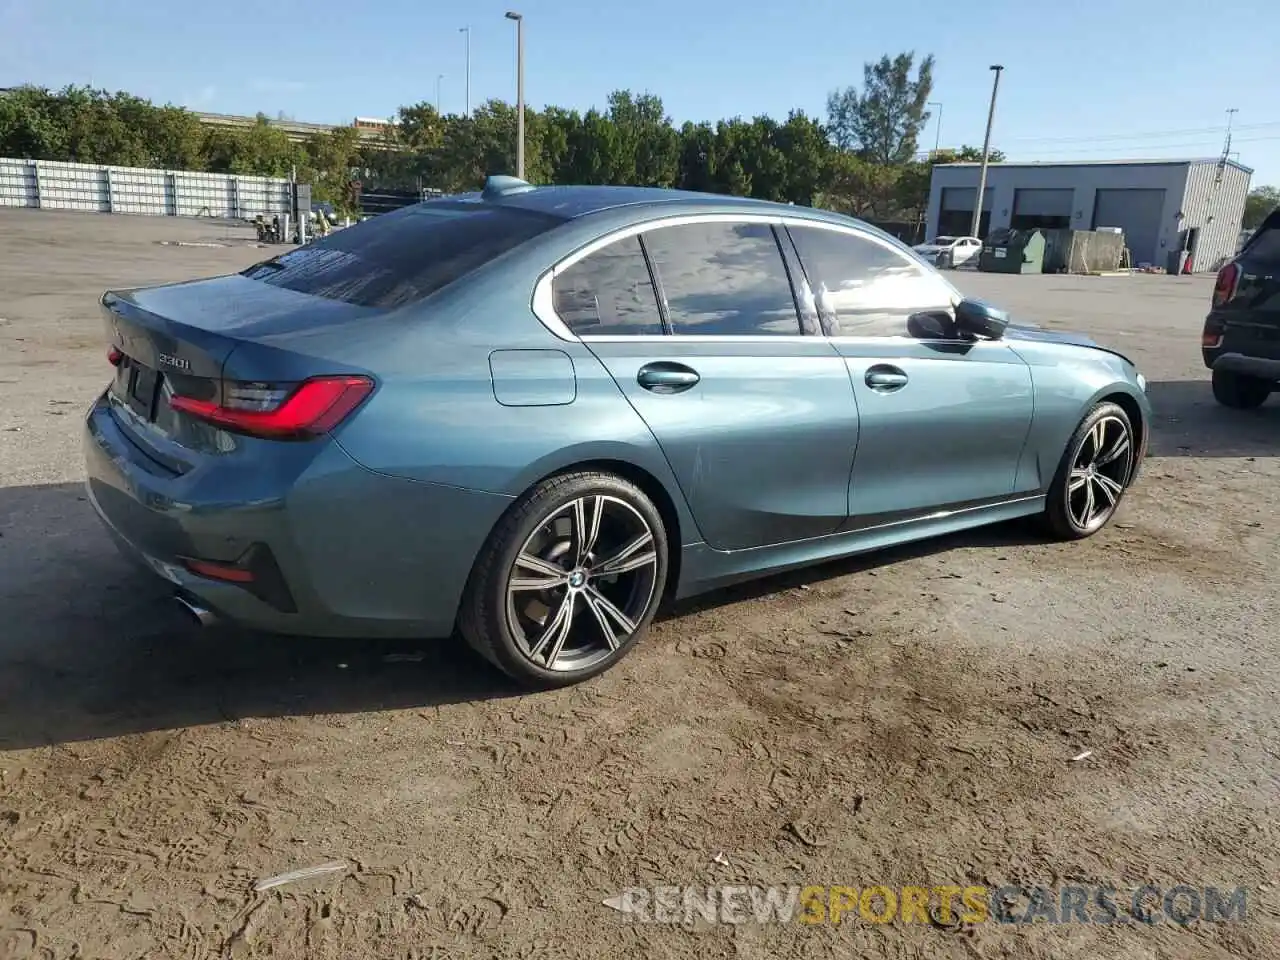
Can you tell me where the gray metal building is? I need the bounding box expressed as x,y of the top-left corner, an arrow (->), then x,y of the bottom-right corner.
925,158 -> 1252,271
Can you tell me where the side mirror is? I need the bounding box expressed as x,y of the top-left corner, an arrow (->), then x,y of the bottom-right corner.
907,311 -> 953,340
955,297 -> 1009,340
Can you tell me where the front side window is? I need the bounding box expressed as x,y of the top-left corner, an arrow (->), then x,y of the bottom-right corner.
552,236 -> 663,336
642,222 -> 802,336
788,225 -> 954,337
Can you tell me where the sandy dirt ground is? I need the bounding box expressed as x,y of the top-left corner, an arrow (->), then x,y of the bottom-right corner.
1,209 -> 1278,959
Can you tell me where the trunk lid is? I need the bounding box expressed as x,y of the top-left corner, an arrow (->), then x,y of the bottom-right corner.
102,275 -> 375,468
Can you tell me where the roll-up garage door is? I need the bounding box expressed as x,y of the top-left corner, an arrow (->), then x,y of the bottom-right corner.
1092,189 -> 1167,266
1012,188 -> 1073,230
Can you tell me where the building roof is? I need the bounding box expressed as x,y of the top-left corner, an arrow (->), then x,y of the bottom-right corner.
938,157 -> 1254,174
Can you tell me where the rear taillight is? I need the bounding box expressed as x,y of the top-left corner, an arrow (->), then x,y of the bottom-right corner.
182,558 -> 255,583
1212,262 -> 1240,307
107,346 -> 124,367
169,375 -> 374,440
1202,317 -> 1224,349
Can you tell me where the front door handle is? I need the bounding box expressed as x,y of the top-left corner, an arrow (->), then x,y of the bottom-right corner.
637,362 -> 700,394
865,365 -> 909,391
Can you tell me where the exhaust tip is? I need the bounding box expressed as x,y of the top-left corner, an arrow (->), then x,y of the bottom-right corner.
176,594 -> 216,627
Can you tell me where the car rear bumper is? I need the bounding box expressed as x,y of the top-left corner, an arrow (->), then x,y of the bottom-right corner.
1206,351 -> 1280,381
84,392 -> 513,639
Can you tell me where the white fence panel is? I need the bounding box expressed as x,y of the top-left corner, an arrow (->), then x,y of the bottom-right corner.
0,157 -> 39,207
108,165 -> 169,216
0,157 -> 293,218
35,160 -> 110,212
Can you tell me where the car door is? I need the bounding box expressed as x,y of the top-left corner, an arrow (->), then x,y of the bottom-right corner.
784,221 -> 1035,530
547,216 -> 858,551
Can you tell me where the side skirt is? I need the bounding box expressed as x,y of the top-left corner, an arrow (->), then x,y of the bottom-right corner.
674,495 -> 1046,600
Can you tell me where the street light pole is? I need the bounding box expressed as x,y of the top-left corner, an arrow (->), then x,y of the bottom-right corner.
459,26 -> 471,117
505,10 -> 525,180
927,101 -> 943,157
436,74 -> 444,115
971,65 -> 1003,239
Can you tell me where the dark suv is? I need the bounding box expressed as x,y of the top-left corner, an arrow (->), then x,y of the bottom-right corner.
1203,209 -> 1280,408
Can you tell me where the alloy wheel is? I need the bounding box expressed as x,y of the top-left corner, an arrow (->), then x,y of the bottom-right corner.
504,494 -> 659,672
1066,415 -> 1132,531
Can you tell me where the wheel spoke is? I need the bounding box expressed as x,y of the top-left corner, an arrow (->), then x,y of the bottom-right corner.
1093,473 -> 1123,506
511,552 -> 569,591
582,590 -> 621,650
1083,421 -> 1104,461
1078,480 -> 1095,526
592,531 -> 656,578
572,496 -> 604,565
1068,468 -> 1090,494
1096,432 -> 1130,466
529,591 -> 577,665
583,586 -> 636,649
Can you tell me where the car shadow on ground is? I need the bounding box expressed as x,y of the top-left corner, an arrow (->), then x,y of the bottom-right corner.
0,480 -> 1061,751
0,481 -> 523,752
1145,379 -> 1280,458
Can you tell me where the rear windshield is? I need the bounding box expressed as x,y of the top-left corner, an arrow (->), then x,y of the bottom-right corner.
241,202 -> 563,308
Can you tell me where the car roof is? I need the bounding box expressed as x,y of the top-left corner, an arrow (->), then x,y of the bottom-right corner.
446,183 -> 848,224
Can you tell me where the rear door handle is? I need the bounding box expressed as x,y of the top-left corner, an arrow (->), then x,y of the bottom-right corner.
865,365 -> 909,391
637,362 -> 700,394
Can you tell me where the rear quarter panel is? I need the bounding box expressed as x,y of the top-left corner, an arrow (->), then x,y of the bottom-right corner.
1005,340 -> 1151,491
318,226 -> 707,548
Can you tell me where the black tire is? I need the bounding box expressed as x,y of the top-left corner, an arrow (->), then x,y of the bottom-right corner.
1042,402 -> 1135,541
458,470 -> 669,688
1211,369 -> 1271,409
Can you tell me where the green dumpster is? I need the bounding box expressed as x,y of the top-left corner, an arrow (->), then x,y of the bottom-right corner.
978,228 -> 1046,274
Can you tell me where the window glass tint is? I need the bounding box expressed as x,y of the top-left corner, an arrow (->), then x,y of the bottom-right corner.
552,236 -> 663,335
788,225 -> 952,337
1244,224 -> 1280,263
241,202 -> 561,309
644,222 -> 801,336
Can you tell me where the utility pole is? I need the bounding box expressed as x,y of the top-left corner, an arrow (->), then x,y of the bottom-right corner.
927,101 -> 943,158
1223,107 -> 1238,156
459,26 -> 471,116
971,65 -> 1003,239
505,10 -> 525,179
436,74 -> 444,115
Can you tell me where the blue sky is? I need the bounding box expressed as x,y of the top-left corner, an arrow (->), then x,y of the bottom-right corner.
3,0 -> 1277,185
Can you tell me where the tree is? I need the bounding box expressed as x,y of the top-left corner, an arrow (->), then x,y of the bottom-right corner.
773,111 -> 830,205
0,63 -> 976,223
607,91 -> 680,188
1244,186 -> 1279,230
820,153 -> 900,218
944,145 -> 1007,163
301,127 -> 362,215
826,52 -> 935,165
0,86 -> 66,159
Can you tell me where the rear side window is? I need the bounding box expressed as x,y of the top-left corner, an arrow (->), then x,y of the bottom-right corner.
242,203 -> 562,309
1243,223 -> 1280,264
643,222 -> 802,335
552,236 -> 664,336
788,225 -> 953,337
